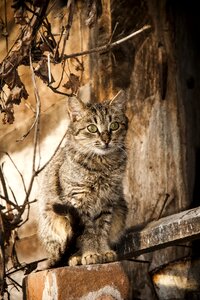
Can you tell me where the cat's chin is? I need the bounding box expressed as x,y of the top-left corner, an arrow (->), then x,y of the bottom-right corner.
93,147 -> 113,156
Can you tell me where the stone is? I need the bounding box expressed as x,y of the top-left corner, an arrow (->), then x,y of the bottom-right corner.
24,262 -> 130,300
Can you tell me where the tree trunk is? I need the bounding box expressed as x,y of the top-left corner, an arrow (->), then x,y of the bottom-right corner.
90,0 -> 200,298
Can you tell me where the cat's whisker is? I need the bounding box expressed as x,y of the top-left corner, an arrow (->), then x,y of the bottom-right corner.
73,148 -> 92,165
116,145 -> 128,158
74,144 -> 95,164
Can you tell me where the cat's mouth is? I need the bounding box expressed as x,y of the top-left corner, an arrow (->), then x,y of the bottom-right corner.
94,144 -> 113,155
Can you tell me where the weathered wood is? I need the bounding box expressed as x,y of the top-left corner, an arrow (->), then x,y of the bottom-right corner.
120,0 -> 200,297
15,206 -> 200,264
119,206 -> 200,260
151,258 -> 200,299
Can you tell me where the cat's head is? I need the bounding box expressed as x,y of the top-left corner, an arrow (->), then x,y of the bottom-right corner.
67,91 -> 128,156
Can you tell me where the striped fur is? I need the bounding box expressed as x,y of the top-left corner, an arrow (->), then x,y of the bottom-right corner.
38,91 -> 128,267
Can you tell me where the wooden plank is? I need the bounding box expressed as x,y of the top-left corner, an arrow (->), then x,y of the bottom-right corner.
151,258 -> 200,299
118,206 -> 200,259
13,206 -> 200,268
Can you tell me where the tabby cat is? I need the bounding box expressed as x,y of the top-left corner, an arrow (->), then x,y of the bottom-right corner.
38,90 -> 128,268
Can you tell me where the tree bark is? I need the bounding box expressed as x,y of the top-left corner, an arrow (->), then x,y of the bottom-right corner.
89,0 -> 200,298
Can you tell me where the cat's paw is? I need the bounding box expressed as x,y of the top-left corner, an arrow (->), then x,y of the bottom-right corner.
68,255 -> 82,266
102,250 -> 117,263
81,251 -> 103,265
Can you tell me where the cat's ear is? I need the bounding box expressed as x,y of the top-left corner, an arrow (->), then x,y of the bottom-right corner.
109,90 -> 127,111
67,96 -> 86,121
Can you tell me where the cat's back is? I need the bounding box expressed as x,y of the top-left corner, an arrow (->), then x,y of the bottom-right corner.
39,147 -> 66,201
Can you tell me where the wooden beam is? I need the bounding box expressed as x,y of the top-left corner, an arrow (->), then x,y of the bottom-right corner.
118,206 -> 200,260
12,207 -> 200,269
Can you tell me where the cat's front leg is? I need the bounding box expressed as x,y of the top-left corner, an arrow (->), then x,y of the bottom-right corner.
68,247 -> 103,266
109,201 -> 127,245
39,210 -> 74,268
95,211 -> 118,263
98,220 -> 117,263
71,222 -> 103,266
68,251 -> 103,266
68,250 -> 82,266
81,211 -> 117,265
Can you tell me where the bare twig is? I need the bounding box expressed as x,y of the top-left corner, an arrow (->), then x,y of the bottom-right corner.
5,200 -> 37,215
6,258 -> 47,277
47,85 -> 72,96
17,200 -> 37,227
7,185 -> 18,207
60,0 -> 75,60
53,26 -> 65,61
4,0 -> 8,53
1,185 -> 17,210
108,22 -> 119,44
6,275 -> 22,290
29,51 -> 41,174
16,115 -> 38,142
10,128 -> 67,226
43,17 -> 57,48
0,152 -> 27,194
63,25 -> 151,60
38,29 -> 54,54
157,193 -> 170,220
53,60 -> 66,89
10,52 -> 41,226
0,165 -> 9,206
47,53 -> 51,84
0,196 -> 17,210
37,129 -> 68,174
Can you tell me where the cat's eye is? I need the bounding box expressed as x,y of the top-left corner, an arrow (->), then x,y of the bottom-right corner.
110,121 -> 119,131
87,124 -> 98,133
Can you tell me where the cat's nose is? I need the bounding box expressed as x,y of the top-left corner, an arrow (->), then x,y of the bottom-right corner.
100,131 -> 111,145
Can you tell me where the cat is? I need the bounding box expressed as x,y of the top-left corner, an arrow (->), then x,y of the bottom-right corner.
38,90 -> 128,268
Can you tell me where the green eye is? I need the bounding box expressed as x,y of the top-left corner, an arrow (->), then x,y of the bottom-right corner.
87,124 -> 98,133
110,121 -> 119,131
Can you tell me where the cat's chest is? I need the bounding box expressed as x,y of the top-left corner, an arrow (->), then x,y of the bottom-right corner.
59,159 -> 119,207
60,158 -> 99,183
60,163 -> 111,192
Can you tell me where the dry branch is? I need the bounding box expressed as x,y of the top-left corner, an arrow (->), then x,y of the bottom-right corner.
60,0 -> 76,60
0,152 -> 27,194
63,25 -> 151,60
0,0 -> 50,123
0,0 -> 151,124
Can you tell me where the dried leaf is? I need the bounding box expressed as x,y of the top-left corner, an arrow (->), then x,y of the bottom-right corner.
72,57 -> 84,72
1,63 -> 26,90
63,73 -> 80,94
14,8 -> 28,25
0,69 -> 28,124
6,85 -> 29,105
34,58 -> 55,84
0,17 -> 8,37
2,104 -> 15,125
38,33 -> 57,52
